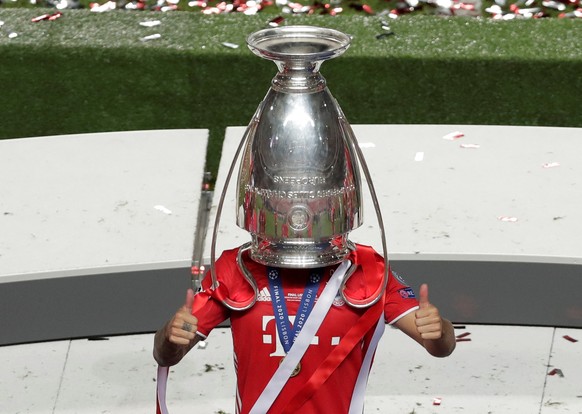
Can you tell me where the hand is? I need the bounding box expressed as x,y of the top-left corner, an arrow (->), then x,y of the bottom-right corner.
166,289 -> 198,346
415,284 -> 443,340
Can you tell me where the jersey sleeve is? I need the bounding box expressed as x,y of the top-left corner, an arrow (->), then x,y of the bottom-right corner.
384,266 -> 420,325
191,249 -> 239,337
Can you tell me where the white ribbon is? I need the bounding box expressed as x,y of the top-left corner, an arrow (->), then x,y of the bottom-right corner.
348,315 -> 385,414
156,365 -> 169,414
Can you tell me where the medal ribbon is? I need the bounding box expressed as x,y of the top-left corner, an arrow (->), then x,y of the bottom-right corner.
267,267 -> 322,353
249,261 -> 350,414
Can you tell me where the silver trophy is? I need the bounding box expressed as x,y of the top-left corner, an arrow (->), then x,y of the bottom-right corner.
210,26 -> 389,310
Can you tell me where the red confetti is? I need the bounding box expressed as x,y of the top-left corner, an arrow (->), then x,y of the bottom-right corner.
433,397 -> 442,406
442,131 -> 464,140
548,368 -> 564,377
563,335 -> 578,342
268,16 -> 284,26
32,12 -> 62,22
456,331 -> 472,342
48,12 -> 63,21
31,14 -> 50,22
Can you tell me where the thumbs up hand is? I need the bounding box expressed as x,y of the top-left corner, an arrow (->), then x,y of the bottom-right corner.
166,289 -> 199,346
415,284 -> 443,340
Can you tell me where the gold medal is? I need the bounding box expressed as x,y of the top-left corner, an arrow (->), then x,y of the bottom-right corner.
280,357 -> 301,377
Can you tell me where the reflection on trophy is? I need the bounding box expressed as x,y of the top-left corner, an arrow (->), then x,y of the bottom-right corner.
210,25 -> 389,310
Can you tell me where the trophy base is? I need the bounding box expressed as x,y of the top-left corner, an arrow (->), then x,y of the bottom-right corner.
248,235 -> 355,269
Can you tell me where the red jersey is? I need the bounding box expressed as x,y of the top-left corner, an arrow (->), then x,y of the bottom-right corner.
192,245 -> 419,414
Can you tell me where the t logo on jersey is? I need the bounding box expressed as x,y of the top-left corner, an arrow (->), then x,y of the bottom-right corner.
262,315 -> 319,356
261,315 -> 343,357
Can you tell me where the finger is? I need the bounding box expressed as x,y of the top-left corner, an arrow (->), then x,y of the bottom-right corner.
420,330 -> 442,340
172,314 -> 198,331
184,288 -> 195,310
415,319 -> 443,339
418,283 -> 430,309
169,329 -> 195,345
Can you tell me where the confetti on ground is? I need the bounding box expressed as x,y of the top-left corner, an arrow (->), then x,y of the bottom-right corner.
456,331 -> 472,342
433,397 -> 442,406
154,204 -> 172,214
548,368 -> 565,377
358,142 -> 376,148
414,152 -> 424,161
7,0 -> 582,18
460,143 -> 480,149
141,33 -> 162,41
32,12 -> 63,21
221,42 -> 239,49
139,20 -> 162,27
497,216 -> 518,222
90,0 -> 116,12
442,131 -> 464,141
542,162 -> 560,168
563,335 -> 578,343
268,15 -> 284,26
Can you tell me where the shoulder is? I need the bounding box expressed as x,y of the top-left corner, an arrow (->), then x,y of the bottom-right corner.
213,246 -> 262,305
342,243 -> 385,304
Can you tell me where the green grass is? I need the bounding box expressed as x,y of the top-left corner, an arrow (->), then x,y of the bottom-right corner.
1,10 -> 581,179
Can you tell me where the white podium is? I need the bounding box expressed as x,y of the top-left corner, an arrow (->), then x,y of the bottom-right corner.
0,129 -> 208,345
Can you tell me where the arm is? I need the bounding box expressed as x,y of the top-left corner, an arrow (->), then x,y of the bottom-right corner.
393,284 -> 456,358
153,289 -> 201,367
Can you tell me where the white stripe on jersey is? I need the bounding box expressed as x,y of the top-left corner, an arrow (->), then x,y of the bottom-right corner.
234,351 -> 242,414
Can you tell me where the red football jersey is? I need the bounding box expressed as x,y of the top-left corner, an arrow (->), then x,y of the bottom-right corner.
193,245 -> 419,414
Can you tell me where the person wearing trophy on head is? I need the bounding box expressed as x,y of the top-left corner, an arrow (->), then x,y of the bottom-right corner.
154,25 -> 456,414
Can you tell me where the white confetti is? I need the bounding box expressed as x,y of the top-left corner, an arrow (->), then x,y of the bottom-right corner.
542,162 -> 560,169
90,0 -> 116,12
414,152 -> 425,161
154,205 -> 173,215
497,216 -> 518,222
222,42 -> 239,49
139,20 -> 161,27
358,142 -> 376,148
442,131 -> 465,141
460,143 -> 480,149
141,33 -> 162,42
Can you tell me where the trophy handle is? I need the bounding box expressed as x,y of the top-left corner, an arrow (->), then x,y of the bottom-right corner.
340,127 -> 390,309
210,128 -> 259,311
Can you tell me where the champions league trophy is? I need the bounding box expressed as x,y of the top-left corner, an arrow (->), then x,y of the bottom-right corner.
210,26 -> 389,311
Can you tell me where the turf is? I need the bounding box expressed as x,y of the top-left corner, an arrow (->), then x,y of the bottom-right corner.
1,9 -> 581,178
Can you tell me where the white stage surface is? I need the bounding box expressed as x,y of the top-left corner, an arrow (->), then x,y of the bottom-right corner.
205,124 -> 582,327
2,325 -> 582,413
0,129 -> 208,345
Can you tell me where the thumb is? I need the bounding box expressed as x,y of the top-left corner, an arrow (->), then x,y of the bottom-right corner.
183,288 -> 195,310
418,283 -> 430,309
